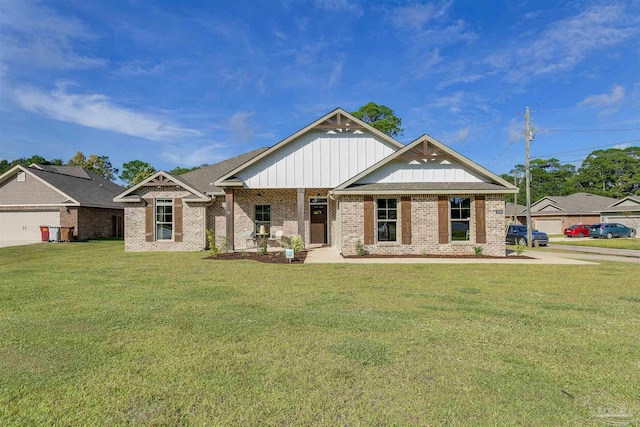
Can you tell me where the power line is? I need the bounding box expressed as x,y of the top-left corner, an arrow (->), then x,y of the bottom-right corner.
531,139 -> 640,159
537,128 -> 640,133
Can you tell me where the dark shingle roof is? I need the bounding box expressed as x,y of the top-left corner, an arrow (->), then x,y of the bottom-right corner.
530,192 -> 618,215
179,147 -> 269,193
28,165 -> 125,208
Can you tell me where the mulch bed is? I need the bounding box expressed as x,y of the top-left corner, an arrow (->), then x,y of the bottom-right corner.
205,251 -> 307,264
344,254 -> 532,259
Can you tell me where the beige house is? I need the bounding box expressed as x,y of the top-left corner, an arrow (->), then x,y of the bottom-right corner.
114,108 -> 518,256
0,164 -> 124,241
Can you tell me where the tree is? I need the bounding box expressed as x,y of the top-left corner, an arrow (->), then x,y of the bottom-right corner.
68,151 -> 118,181
120,160 -> 156,187
0,155 -> 63,174
351,102 -> 403,137
170,164 -> 207,175
576,147 -> 640,197
503,158 -> 576,203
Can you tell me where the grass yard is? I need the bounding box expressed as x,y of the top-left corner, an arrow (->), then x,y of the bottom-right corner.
1,241 -> 639,426
553,237 -> 640,250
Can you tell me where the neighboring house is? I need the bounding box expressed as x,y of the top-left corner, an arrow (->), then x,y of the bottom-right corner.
521,192 -> 619,234
0,164 -> 125,241
505,202 -> 526,225
597,196 -> 640,230
114,108 -> 518,256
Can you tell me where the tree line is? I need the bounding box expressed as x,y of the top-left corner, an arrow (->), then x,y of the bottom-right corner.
0,152 -> 203,188
501,146 -> 639,201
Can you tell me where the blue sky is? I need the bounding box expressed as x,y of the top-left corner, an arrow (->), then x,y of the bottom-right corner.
1,0 -> 639,182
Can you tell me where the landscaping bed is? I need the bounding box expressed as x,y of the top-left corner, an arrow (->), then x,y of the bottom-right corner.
205,250 -> 307,263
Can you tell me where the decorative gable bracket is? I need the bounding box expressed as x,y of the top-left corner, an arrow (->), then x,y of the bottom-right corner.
396,140 -> 453,161
312,111 -> 367,132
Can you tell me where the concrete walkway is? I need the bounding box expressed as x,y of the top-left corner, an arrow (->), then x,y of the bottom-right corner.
303,246 -> 598,265
547,243 -> 640,258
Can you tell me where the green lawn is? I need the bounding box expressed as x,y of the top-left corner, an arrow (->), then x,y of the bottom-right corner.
1,241 -> 639,426
553,237 -> 640,250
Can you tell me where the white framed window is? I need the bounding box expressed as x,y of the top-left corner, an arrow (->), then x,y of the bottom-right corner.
450,197 -> 471,241
255,204 -> 271,235
377,198 -> 397,241
156,199 -> 173,240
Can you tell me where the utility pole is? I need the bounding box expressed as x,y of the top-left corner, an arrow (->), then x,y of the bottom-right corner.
524,106 -> 533,247
512,170 -> 519,223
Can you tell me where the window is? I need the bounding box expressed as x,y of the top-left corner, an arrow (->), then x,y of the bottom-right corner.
377,198 -> 397,241
450,197 -> 471,241
156,199 -> 173,240
255,205 -> 271,234
17,172 -> 26,182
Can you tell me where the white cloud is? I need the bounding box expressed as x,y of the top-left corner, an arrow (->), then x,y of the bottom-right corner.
449,127 -> 470,143
503,5 -> 637,83
327,59 -> 344,87
114,60 -> 165,77
436,73 -> 485,89
228,112 -> 255,143
391,1 -> 452,30
0,0 -> 107,70
162,143 -> 226,167
314,0 -> 363,16
578,85 -> 625,107
433,91 -> 465,113
12,82 -> 200,141
505,118 -> 523,145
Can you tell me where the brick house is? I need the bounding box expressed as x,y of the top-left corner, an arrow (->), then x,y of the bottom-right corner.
114,108 -> 518,256
0,164 -> 125,241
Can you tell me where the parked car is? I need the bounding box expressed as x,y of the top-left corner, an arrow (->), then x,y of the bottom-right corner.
506,225 -> 549,246
589,223 -> 636,239
563,224 -> 591,237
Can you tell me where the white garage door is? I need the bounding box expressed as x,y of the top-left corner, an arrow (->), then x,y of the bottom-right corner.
0,210 -> 60,241
534,219 -> 562,234
604,216 -> 640,231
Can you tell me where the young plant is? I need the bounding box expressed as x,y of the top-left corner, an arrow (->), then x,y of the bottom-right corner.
473,246 -> 483,257
206,229 -> 220,257
289,235 -> 304,253
515,242 -> 526,256
355,241 -> 368,256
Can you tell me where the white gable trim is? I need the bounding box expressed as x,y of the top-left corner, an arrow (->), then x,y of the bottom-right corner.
113,171 -> 209,202
334,133 -> 518,192
213,108 -> 405,187
607,196 -> 640,208
0,165 -> 81,206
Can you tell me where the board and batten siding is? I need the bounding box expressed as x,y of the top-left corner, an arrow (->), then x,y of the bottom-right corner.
359,160 -> 488,184
237,131 -> 397,188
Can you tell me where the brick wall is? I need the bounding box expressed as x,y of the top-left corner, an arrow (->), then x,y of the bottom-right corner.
76,207 -> 124,239
340,194 -> 507,257
124,188 -> 206,252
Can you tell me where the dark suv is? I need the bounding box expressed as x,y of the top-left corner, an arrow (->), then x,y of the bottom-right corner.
589,223 -> 636,239
506,225 -> 549,246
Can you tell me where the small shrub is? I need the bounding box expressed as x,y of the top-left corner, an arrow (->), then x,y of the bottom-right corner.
290,235 -> 304,253
420,249 -> 428,257
206,229 -> 220,257
257,241 -> 268,256
473,246 -> 483,257
515,242 -> 526,256
355,241 -> 368,256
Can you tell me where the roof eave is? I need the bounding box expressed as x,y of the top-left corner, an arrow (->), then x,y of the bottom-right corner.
331,188 -> 519,196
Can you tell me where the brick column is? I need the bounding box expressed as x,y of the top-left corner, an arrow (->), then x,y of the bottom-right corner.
226,189 -> 234,250
297,188 -> 305,246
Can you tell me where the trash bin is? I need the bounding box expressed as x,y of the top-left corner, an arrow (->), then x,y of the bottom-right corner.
39,226 -> 50,242
49,226 -> 60,242
60,226 -> 74,242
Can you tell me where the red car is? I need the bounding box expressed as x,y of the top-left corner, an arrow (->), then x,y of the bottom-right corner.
563,224 -> 591,237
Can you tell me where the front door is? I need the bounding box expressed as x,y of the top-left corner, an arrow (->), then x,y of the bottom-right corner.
310,204 -> 327,244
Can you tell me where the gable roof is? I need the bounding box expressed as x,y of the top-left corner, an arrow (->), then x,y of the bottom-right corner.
505,202 -> 527,215
597,195 -> 640,212
0,164 -> 125,209
113,148 -> 268,202
213,108 -> 405,187
530,192 -> 618,215
333,133 -> 518,195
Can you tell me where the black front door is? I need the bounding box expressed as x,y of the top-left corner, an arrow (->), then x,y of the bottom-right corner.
310,205 -> 327,244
